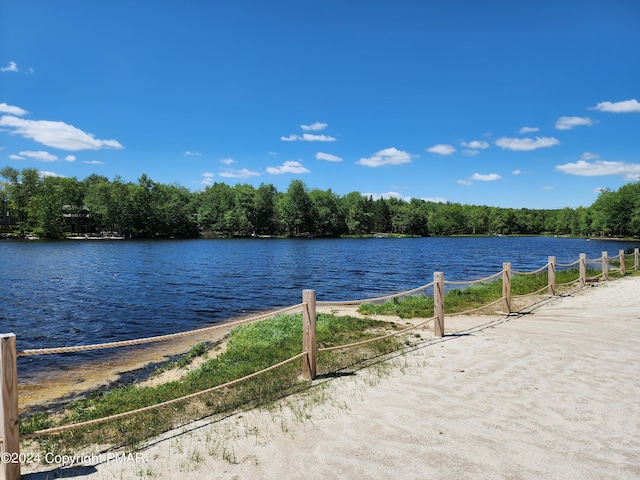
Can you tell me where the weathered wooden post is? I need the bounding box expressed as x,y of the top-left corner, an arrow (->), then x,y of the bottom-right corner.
602,251 -> 608,280
301,290 -> 317,380
635,248 -> 639,271
434,272 -> 444,337
619,250 -> 626,275
502,262 -> 511,314
548,256 -> 556,296
1,334 -> 20,480
579,253 -> 587,288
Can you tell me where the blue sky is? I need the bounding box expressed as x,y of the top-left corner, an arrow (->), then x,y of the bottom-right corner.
1,0 -> 639,209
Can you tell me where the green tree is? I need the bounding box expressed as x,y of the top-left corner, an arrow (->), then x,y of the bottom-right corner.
278,180 -> 315,236
0,167 -> 41,236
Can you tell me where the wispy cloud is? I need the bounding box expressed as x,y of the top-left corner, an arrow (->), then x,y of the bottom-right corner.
84,160 -> 104,165
459,172 -> 501,185
541,186 -> 554,191
356,147 -> 413,167
315,152 -> 343,162
184,151 -> 202,157
519,126 -> 539,134
220,158 -> 236,165
470,173 -> 501,181
0,115 -> 123,151
200,172 -> 215,186
460,140 -> 489,149
495,136 -> 560,151
591,99 -> 640,113
39,171 -> 64,178
555,159 -> 640,180
219,168 -> 260,179
301,122 -> 327,131
555,116 -> 595,130
0,103 -> 28,116
421,196 -> 448,203
65,155 -> 76,162
426,144 -> 456,156
17,150 -> 58,161
0,62 -> 18,72
280,133 -> 336,142
266,160 -> 310,174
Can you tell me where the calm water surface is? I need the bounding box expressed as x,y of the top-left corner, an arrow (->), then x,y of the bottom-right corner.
2,236 -> 638,381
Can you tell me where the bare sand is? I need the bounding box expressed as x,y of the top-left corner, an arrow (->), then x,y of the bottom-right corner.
21,276 -> 640,479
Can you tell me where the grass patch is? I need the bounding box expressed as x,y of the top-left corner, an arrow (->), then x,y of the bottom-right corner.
19,313 -> 404,454
358,268 -> 603,318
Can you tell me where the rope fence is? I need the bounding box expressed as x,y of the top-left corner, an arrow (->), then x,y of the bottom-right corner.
1,247 -> 639,480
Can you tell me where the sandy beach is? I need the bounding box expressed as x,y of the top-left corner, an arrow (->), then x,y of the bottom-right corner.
21,276 -> 640,479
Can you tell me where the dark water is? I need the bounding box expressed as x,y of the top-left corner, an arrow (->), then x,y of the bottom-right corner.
2,236 -> 638,379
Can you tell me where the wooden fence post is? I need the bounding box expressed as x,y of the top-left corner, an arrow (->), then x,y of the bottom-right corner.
434,272 -> 444,337
301,290 -> 317,381
502,262 -> 511,314
635,248 -> 639,271
1,334 -> 20,480
619,250 -> 625,276
579,253 -> 587,288
548,256 -> 556,296
602,251 -> 608,280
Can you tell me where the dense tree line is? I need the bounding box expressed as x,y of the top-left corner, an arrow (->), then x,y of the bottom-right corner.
1,167 -> 639,239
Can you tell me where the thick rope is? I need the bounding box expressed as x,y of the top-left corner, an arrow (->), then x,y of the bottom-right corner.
512,284 -> 551,298
443,270 -> 503,286
556,259 -> 581,268
317,317 -> 435,353
18,303 -> 305,357
21,352 -> 306,439
318,281 -> 436,307
512,263 -> 549,275
444,297 -> 504,316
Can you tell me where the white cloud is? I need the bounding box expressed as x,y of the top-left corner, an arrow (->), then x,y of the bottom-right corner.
301,122 -> 327,131
315,152 -> 343,162
470,173 -> 501,181
356,147 -> 413,167
459,173 -> 501,185
519,126 -> 539,134
1,62 -> 18,72
200,172 -> 215,186
541,186 -> 554,191
591,99 -> 640,113
0,115 -> 123,151
460,140 -> 489,149
427,144 -> 456,156
0,103 -> 28,116
495,136 -> 560,151
266,160 -> 310,175
555,116 -> 595,130
64,155 -> 76,162
18,150 -> 58,161
84,160 -> 104,165
220,158 -> 236,165
280,133 -> 336,142
9,154 -> 24,160
219,168 -> 260,179
512,169 -> 522,175
555,159 -> 640,180
462,149 -> 479,156
580,152 -> 600,161
184,151 -> 202,157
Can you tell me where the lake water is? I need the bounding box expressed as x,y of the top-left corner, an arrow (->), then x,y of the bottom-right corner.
2,236 -> 639,386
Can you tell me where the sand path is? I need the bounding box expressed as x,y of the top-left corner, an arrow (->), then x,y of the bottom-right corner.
21,276 -> 640,479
